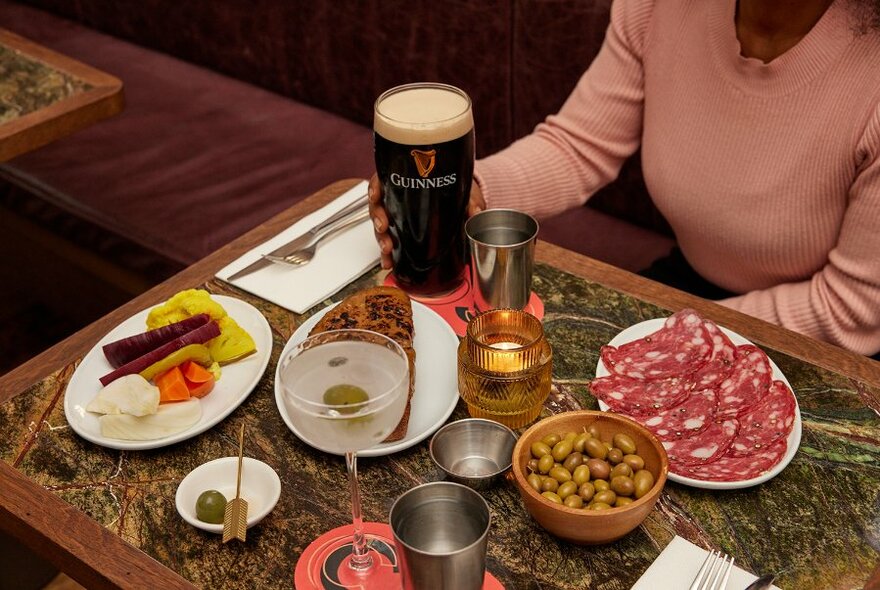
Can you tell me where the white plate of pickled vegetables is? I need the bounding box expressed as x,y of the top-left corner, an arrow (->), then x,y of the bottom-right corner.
64,291 -> 272,450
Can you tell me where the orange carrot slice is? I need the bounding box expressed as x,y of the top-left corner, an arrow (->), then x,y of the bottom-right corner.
182,360 -> 214,383
182,360 -> 215,398
155,366 -> 191,403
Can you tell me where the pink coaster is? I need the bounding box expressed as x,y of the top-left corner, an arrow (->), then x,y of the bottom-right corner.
384,266 -> 544,337
295,522 -> 504,589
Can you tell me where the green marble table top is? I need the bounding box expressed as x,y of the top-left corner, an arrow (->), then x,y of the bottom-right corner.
2,264 -> 878,589
0,44 -> 91,123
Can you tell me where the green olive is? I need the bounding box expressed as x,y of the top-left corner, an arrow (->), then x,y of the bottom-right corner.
541,491 -> 563,504
634,469 -> 655,499
564,494 -> 584,509
604,441 -> 614,451
586,458 -> 611,480
578,482 -> 596,502
572,464 -> 591,486
615,497 -> 634,508
542,433 -> 562,447
195,490 -> 227,524
590,502 -> 612,511
531,441 -> 552,459
593,479 -> 610,492
587,424 -> 601,439
562,452 -> 584,472
323,384 -> 369,414
623,454 -> 645,472
584,438 -> 608,460
611,475 -> 636,497
541,477 -> 559,493
549,466 -> 572,483
607,448 -> 624,465
594,490 -> 617,505
611,463 -> 633,479
551,440 -> 574,462
563,431 -> 578,442
527,473 -> 542,492
613,433 -> 637,455
537,454 -> 554,474
557,481 -> 578,500
572,433 -> 589,453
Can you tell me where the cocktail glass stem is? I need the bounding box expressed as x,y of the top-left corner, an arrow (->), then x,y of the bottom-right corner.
346,451 -> 372,571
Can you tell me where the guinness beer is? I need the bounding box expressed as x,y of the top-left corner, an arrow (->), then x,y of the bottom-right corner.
374,83 -> 474,295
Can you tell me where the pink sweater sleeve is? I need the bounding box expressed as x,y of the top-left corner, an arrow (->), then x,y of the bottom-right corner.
721,106 -> 880,355
474,0 -> 653,218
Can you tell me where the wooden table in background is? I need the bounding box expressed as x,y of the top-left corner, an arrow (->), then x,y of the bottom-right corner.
1,179 -> 878,589
0,28 -> 123,161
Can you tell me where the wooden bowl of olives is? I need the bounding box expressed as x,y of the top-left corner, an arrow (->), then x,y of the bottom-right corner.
510,410 -> 668,544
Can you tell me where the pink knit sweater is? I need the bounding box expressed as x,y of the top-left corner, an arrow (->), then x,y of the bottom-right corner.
475,0 -> 880,355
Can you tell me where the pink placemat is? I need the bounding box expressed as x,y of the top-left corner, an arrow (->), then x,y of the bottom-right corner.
295,522 -> 504,589
384,267 -> 544,337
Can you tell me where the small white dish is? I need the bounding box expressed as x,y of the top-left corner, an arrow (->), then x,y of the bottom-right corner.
175,456 -> 281,534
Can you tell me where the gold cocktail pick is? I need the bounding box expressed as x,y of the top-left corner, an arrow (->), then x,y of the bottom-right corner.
223,423 -> 248,543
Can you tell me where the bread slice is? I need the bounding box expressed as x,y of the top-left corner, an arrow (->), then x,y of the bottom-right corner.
309,286 -> 415,442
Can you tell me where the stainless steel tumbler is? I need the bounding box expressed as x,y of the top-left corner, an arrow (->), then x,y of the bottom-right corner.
465,209 -> 539,310
390,481 -> 491,590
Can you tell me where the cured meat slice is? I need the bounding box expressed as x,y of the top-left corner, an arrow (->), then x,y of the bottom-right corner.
729,380 -> 796,456
690,320 -> 736,389
601,309 -> 712,381
716,345 -> 772,416
590,374 -> 691,416
639,389 -> 718,441
681,440 -> 788,482
663,419 -> 738,466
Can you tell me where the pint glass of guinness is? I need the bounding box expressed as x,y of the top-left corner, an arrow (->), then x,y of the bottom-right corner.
374,83 -> 474,295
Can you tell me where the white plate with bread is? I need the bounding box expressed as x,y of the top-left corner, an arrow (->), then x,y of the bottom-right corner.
274,287 -> 459,456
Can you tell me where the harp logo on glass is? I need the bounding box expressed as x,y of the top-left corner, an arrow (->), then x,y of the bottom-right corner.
411,148 -> 436,177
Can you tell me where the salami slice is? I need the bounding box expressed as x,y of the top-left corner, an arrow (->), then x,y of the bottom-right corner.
663,418 -> 738,466
690,320 -> 736,389
590,374 -> 692,416
716,345 -> 772,416
680,440 -> 788,482
729,380 -> 796,456
639,389 -> 718,441
601,309 -> 712,381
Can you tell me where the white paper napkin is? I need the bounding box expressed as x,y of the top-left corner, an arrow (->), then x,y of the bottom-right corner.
632,536 -> 781,590
216,180 -> 378,314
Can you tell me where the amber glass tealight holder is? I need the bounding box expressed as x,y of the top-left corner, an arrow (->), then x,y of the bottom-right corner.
458,309 -> 552,428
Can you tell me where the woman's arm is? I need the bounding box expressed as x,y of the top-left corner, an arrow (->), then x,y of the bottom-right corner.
721,107 -> 880,356
475,0 -> 655,218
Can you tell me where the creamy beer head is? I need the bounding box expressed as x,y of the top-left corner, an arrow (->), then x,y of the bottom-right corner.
373,83 -> 475,295
374,84 -> 473,145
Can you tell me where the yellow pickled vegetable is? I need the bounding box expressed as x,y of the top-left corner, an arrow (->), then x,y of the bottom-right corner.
138,344 -> 217,383
146,289 -> 256,364
146,289 -> 225,328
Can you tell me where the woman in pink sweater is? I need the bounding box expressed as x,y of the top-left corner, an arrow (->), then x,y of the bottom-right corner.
370,0 -> 880,356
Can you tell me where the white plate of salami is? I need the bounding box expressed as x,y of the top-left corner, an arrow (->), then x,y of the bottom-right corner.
64,296 -> 273,450
274,300 -> 460,457
592,309 -> 801,490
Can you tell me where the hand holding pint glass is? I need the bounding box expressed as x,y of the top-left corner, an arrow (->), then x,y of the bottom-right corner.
373,83 -> 476,295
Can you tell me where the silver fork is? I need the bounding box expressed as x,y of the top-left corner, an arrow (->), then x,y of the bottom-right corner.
689,550 -> 735,590
261,208 -> 371,267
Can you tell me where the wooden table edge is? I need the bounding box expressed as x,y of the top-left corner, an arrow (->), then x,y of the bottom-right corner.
1,178 -> 878,588
0,28 -> 124,161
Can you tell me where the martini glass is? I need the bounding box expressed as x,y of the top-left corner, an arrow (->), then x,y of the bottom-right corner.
279,329 -> 410,589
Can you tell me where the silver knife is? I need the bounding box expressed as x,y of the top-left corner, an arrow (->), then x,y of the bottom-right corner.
224,193 -> 369,282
